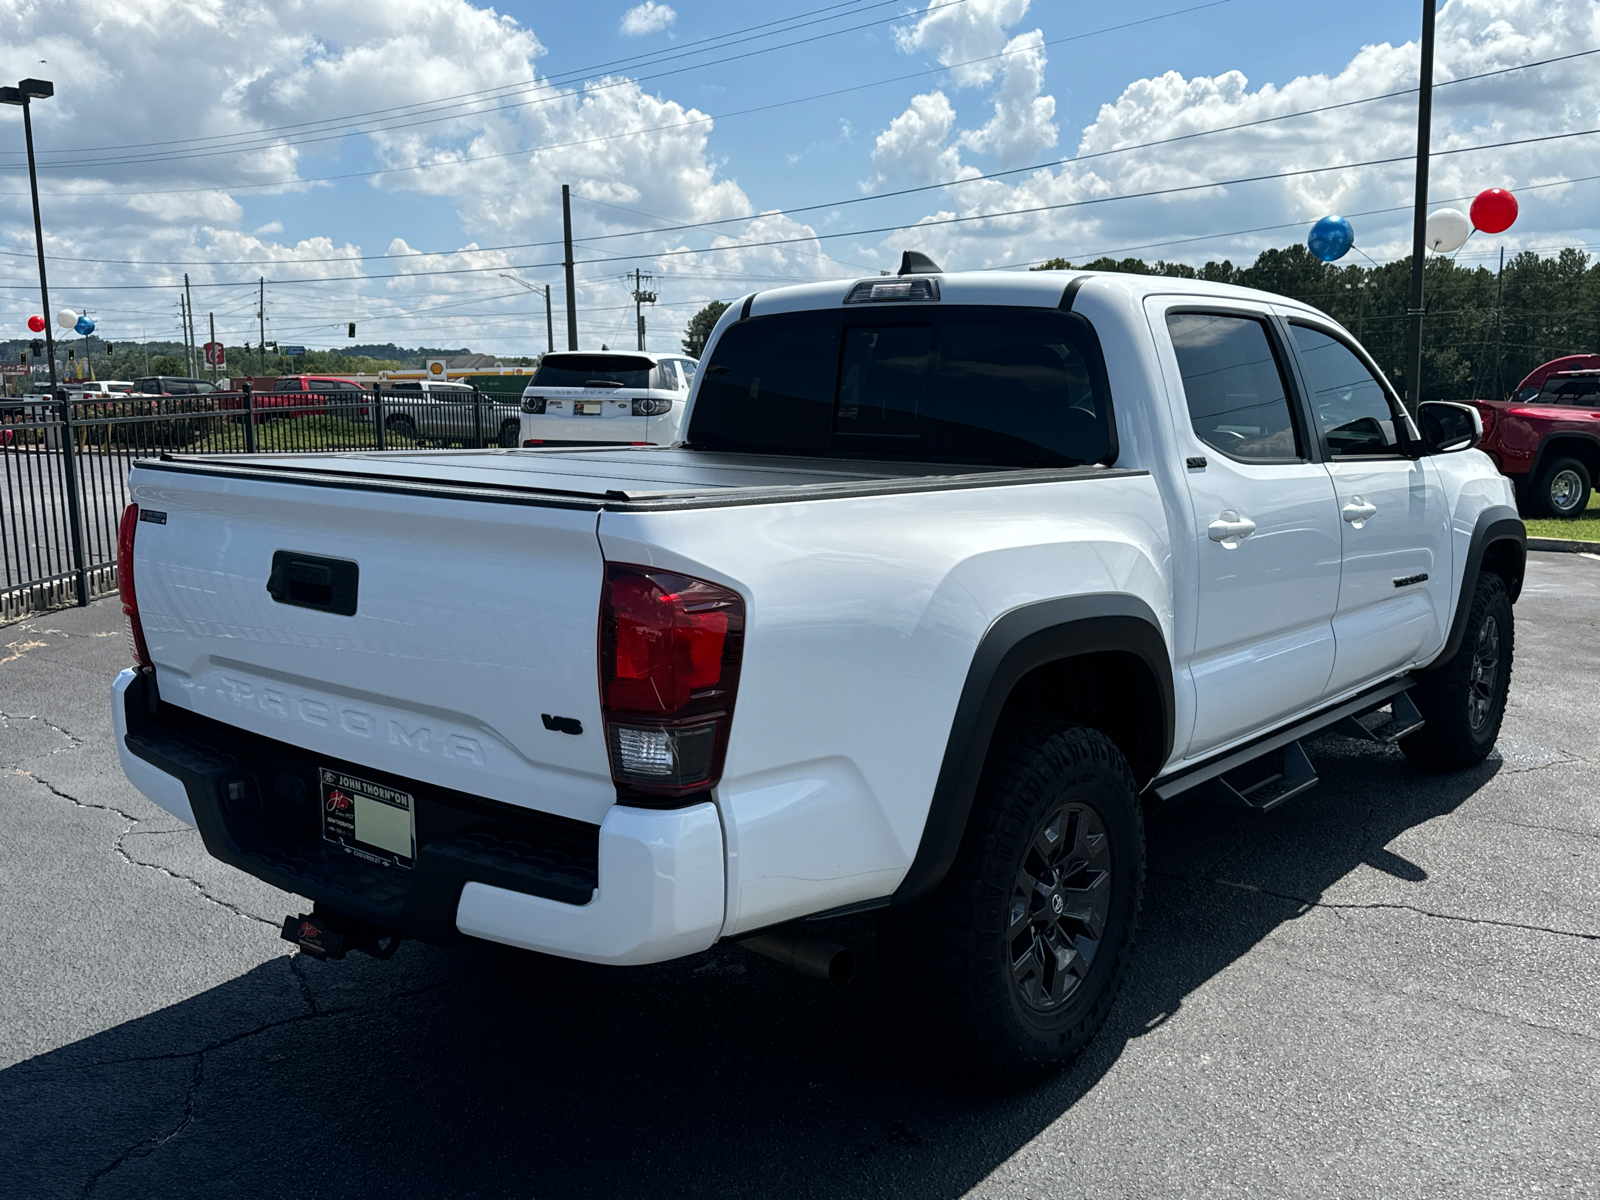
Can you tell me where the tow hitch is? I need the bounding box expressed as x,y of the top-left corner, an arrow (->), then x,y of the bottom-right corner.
282,908 -> 401,961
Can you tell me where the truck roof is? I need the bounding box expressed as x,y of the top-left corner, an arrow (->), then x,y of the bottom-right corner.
743,268 -> 1331,321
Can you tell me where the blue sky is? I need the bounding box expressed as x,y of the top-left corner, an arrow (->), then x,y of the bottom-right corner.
3,0 -> 1595,355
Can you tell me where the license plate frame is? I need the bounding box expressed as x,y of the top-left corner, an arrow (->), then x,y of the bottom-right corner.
320,768 -> 415,870
576,401 -> 604,415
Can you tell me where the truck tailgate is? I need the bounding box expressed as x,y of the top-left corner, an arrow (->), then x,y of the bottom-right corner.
128,464 -> 612,824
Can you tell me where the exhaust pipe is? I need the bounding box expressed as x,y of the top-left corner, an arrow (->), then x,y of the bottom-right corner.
738,929 -> 855,986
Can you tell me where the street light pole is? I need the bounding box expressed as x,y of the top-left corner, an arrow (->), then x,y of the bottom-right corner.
498,273 -> 556,355
1,79 -> 59,399
1403,0 -> 1437,416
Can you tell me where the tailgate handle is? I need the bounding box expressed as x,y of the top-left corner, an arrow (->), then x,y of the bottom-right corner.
267,551 -> 359,616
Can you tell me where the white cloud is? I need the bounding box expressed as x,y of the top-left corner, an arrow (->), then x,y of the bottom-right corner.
864,92 -> 973,191
872,0 -> 1600,273
619,3 -> 676,37
894,0 -> 1032,88
957,31 -> 1057,167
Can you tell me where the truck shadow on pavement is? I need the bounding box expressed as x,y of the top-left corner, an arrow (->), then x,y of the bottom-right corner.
6,735 -> 1498,1200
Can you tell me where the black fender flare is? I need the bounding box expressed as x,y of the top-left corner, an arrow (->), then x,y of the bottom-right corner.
1527,430 -> 1600,485
1424,504 -> 1524,669
891,594 -> 1174,908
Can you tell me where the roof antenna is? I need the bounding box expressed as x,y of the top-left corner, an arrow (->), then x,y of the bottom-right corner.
897,251 -> 942,276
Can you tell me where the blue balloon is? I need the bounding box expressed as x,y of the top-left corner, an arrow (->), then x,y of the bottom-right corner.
1308,215 -> 1355,262
74,315 -> 95,336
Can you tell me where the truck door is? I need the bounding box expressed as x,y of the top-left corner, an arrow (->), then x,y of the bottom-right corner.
1153,302 -> 1343,758
1281,319 -> 1452,694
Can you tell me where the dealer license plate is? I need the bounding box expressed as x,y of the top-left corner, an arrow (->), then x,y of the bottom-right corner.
577,401 -> 604,415
320,768 -> 415,869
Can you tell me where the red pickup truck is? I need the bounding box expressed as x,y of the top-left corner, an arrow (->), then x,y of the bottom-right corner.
1474,359 -> 1600,517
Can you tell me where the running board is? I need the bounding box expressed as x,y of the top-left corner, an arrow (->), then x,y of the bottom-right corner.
1217,740 -> 1318,811
1336,691 -> 1425,745
1150,676 -> 1414,805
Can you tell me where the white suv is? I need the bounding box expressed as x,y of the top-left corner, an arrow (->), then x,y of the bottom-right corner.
518,350 -> 695,446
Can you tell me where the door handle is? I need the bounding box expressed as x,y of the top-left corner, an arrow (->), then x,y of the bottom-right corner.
1341,497 -> 1378,526
1207,511 -> 1257,545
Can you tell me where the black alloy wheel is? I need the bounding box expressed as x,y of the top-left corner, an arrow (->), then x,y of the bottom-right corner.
1402,571 -> 1514,770
883,723 -> 1143,1088
1008,802 -> 1112,1012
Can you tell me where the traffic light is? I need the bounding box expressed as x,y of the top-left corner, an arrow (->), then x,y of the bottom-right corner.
30,339 -> 43,356
66,348 -> 74,360
105,343 -> 114,356
18,351 -> 27,366
347,323 -> 356,338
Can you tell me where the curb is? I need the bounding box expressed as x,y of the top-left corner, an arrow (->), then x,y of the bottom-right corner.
1527,536 -> 1600,554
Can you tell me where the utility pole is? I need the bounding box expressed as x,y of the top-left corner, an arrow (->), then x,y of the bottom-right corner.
183,273 -> 197,376
562,184 -> 578,350
258,277 -> 266,359
1403,0 -> 1436,416
628,268 -> 657,351
1492,245 -> 1506,399
208,311 -> 218,383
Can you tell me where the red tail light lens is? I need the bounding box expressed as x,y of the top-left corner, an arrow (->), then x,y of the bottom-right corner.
599,564 -> 745,797
117,503 -> 153,669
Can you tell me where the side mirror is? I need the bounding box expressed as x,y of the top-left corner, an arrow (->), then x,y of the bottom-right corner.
1417,401 -> 1482,454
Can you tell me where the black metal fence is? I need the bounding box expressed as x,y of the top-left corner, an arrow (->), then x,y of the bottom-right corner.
1,386 -> 523,623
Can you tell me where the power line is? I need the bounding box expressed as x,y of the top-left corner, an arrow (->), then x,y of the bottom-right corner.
0,1 -> 1228,197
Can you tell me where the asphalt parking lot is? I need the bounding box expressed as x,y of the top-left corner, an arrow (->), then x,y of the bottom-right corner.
3,552 -> 1597,1199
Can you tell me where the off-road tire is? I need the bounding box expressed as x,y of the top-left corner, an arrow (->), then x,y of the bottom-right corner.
1532,456 -> 1591,518
498,418 -> 521,448
888,724 -> 1144,1089
384,414 -> 417,441
1401,571 -> 1513,770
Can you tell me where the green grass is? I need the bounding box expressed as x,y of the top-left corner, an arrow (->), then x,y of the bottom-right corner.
1522,493 -> 1600,543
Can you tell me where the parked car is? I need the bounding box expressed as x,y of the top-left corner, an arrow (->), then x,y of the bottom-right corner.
65,380 -> 137,398
1509,354 -> 1600,403
518,350 -> 696,446
132,376 -> 219,396
111,263 -> 1523,1086
374,379 -> 520,448
263,375 -> 369,420
1473,365 -> 1600,517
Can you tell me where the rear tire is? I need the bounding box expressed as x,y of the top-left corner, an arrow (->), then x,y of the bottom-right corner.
1532,456 -> 1591,518
1401,572 -> 1513,770
498,419 -> 520,448
886,724 -> 1143,1089
384,414 -> 416,441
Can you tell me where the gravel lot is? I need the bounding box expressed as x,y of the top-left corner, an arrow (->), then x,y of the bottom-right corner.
3,553 -> 1597,1199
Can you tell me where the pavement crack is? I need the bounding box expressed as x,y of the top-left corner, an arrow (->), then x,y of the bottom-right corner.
0,708 -> 86,752
81,1051 -> 207,1198
1209,877 -> 1600,942
15,768 -> 276,929
288,953 -> 320,1015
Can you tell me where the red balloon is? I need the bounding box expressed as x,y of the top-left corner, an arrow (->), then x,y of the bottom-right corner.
1471,188 -> 1518,234
27,315 -> 45,333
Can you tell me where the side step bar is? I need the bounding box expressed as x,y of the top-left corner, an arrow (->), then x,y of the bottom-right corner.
1337,690 -> 1425,745
1151,678 -> 1424,810
1218,740 -> 1319,811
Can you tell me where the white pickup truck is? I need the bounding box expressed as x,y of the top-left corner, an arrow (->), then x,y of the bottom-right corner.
111,262 -> 1524,1085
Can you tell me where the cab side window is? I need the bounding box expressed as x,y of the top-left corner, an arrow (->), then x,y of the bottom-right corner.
1167,312 -> 1303,462
1290,324 -> 1406,457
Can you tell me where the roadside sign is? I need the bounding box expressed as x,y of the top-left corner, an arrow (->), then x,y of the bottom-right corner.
281,345 -> 307,357
203,341 -> 225,367
0,364 -> 28,376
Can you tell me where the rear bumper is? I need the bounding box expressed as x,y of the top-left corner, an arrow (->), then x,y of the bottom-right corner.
111,669 -> 725,965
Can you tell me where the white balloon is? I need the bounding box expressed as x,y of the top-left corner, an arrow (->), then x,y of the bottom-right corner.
56,308 -> 78,329
1425,207 -> 1471,254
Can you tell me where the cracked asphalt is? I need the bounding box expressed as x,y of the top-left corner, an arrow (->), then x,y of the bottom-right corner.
3,552 -> 1598,1199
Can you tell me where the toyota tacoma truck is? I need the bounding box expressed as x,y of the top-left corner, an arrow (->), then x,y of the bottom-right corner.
111,261 -> 1525,1086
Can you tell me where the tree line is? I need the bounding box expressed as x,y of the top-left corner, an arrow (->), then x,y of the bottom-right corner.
1033,243 -> 1600,401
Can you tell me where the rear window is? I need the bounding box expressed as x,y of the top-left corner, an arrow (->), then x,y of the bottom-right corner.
533,354 -> 654,390
686,306 -> 1115,467
1538,377 -> 1600,405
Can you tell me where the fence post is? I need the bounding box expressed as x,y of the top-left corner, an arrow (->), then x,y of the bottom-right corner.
472,389 -> 484,448
373,385 -> 386,452
242,383 -> 258,454
56,391 -> 90,607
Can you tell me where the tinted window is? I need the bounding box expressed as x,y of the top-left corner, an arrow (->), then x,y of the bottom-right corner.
533,354 -> 653,389
1167,312 -> 1301,461
274,378 -> 300,392
1290,324 -> 1404,456
688,306 -> 1114,467
1537,377 -> 1600,405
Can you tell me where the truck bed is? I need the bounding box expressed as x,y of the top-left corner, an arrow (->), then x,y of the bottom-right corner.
143,447 -> 1135,510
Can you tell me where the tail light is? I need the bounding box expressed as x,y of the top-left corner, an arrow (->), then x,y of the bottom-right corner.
520,396 -> 547,414
117,503 -> 153,669
631,397 -> 673,416
599,564 -> 745,798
